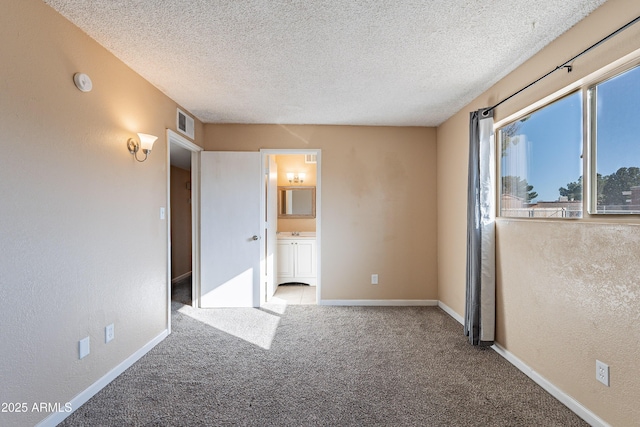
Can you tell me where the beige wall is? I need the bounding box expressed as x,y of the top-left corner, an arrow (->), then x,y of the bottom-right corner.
170,166 -> 192,279
276,154 -> 317,232
437,0 -> 640,424
0,1 -> 202,425
204,125 -> 438,301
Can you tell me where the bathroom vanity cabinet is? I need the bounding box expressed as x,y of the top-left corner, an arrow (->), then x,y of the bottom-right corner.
276,235 -> 317,286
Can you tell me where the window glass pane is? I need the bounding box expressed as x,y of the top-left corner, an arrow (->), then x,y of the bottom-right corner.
499,92 -> 582,218
592,65 -> 640,214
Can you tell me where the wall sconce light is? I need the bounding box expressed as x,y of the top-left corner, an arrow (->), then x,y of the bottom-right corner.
127,133 -> 158,162
287,172 -> 306,184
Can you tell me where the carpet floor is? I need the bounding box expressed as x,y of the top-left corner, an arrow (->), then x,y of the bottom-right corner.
171,275 -> 192,306
60,301 -> 587,426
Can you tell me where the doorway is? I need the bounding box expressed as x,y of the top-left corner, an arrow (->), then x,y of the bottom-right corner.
261,149 -> 321,306
167,130 -> 202,324
168,144 -> 320,312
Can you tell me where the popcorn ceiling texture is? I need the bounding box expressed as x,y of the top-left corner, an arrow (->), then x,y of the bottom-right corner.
43,0 -> 605,126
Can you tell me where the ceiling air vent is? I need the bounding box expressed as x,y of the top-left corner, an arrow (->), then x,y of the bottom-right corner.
305,154 -> 317,164
177,108 -> 195,139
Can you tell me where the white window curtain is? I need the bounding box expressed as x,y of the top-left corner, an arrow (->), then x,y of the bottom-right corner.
465,108 -> 496,346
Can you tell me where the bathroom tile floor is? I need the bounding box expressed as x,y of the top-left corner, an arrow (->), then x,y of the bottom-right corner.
272,285 -> 316,305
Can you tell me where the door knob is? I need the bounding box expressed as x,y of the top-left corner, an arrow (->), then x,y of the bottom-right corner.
252,235 -> 260,241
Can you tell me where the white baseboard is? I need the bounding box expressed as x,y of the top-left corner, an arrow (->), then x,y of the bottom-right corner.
436,302 -> 609,426
318,299 -> 438,306
171,271 -> 192,284
36,329 -> 169,427
491,344 -> 610,427
437,301 -> 464,324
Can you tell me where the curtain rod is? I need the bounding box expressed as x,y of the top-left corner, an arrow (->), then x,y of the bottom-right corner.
483,14 -> 640,117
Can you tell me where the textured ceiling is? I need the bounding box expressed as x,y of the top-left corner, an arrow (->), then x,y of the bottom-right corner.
44,0 -> 606,126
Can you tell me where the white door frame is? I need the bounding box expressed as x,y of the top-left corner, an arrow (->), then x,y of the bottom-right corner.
166,129 -> 202,331
260,149 -> 321,304
261,154 -> 278,303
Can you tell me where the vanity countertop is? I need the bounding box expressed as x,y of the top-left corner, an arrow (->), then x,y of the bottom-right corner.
277,232 -> 316,240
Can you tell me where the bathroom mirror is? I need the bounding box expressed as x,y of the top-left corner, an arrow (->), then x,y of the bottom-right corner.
278,186 -> 316,218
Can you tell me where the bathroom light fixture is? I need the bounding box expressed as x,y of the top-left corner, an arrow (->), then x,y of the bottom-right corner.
127,133 -> 158,162
287,172 -> 306,184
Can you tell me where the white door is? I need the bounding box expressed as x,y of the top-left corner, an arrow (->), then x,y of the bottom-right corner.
264,155 -> 278,300
200,152 -> 262,308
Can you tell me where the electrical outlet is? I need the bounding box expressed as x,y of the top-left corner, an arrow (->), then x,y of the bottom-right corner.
596,360 -> 609,386
79,337 -> 90,359
371,274 -> 378,285
105,324 -> 114,343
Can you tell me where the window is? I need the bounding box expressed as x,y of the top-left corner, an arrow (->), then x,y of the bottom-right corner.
497,58 -> 640,219
589,65 -> 640,214
499,92 -> 583,218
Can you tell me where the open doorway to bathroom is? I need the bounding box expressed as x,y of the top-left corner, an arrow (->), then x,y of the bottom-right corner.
266,151 -> 320,305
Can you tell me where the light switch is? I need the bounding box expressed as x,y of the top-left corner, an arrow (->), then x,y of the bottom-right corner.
79,337 -> 90,359
160,207 -> 165,220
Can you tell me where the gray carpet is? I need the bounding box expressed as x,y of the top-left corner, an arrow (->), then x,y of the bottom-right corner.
171,275 -> 192,306
60,301 -> 587,426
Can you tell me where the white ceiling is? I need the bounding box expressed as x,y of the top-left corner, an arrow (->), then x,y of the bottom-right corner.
44,0 -> 606,127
